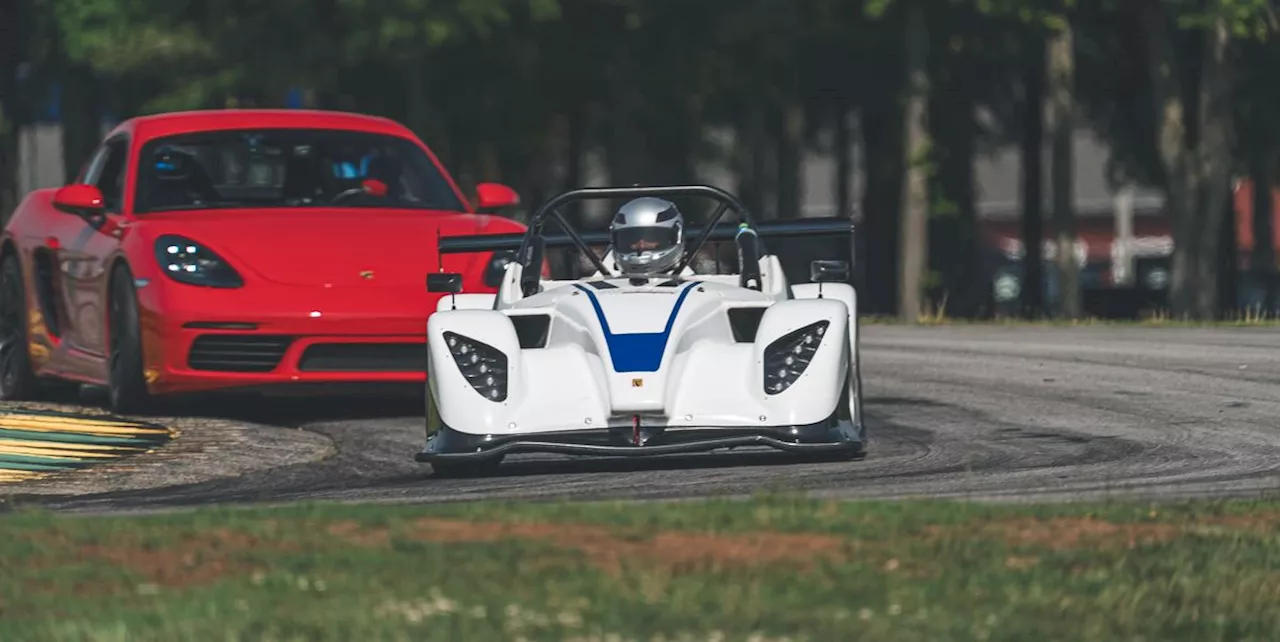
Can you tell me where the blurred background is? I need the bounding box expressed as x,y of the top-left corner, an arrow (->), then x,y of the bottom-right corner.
1,0 -> 1278,322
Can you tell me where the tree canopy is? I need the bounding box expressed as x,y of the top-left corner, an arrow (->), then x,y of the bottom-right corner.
5,0 -> 1279,318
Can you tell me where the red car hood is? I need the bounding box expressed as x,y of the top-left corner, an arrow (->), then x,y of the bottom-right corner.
135,208 -> 523,288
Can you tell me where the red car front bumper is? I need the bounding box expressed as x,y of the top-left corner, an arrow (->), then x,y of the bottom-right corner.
137,280 -> 455,395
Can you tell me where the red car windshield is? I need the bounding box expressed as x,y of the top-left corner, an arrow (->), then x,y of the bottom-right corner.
133,129 -> 465,213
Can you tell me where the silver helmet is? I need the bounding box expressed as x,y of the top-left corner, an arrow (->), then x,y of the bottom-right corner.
609,197 -> 684,275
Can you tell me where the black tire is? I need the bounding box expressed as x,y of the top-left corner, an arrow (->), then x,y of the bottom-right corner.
853,358 -> 867,446
0,253 -> 39,401
107,266 -> 152,414
799,362 -> 865,463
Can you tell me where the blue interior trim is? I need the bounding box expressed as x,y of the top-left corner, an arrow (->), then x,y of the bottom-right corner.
573,281 -> 699,372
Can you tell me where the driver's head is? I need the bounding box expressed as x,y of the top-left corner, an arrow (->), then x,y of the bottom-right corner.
610,197 -> 684,275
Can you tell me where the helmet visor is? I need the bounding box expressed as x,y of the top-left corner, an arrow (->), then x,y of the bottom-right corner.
614,227 -> 679,256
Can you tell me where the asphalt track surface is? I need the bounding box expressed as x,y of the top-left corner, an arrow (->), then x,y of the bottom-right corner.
12,325 -> 1280,512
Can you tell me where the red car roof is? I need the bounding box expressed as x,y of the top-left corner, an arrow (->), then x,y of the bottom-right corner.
119,109 -> 416,142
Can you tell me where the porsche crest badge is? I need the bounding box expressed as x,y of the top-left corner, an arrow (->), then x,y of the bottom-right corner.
631,378 -> 644,387
359,270 -> 375,280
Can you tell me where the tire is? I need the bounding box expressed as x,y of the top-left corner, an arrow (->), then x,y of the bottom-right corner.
799,362 -> 865,463
0,253 -> 39,401
853,358 -> 867,446
106,266 -> 152,414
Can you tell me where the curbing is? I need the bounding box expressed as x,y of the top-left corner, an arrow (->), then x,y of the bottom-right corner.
0,408 -> 174,483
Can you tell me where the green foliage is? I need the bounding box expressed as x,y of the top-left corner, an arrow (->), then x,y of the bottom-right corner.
12,0 -> 1280,317
1174,0 -> 1277,38
46,0 -> 544,112
53,3 -> 213,73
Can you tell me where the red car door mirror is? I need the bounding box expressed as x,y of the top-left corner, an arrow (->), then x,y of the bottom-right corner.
53,184 -> 106,215
474,183 -> 520,210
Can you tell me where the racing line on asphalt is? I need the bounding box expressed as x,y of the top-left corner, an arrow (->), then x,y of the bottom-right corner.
13,325 -> 1280,512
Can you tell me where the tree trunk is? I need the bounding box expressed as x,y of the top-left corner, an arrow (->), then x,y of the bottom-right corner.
1217,188 -> 1238,313
1141,3 -> 1194,317
0,0 -> 20,223
1020,35 -> 1045,319
60,63 -> 100,183
928,34 -> 980,318
1140,1 -> 1235,320
898,1 -> 930,322
834,100 -> 853,218
1046,19 -> 1081,319
938,106 -> 980,317
1252,152 -> 1276,310
776,99 -> 805,219
861,103 -> 904,315
1192,15 -> 1235,320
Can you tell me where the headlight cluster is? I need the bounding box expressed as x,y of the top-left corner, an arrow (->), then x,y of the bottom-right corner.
762,320 -> 829,395
154,235 -> 243,288
483,250 -> 517,288
443,331 -> 508,401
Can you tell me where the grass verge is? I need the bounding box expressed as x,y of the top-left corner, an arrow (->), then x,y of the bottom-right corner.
3,495 -> 1280,641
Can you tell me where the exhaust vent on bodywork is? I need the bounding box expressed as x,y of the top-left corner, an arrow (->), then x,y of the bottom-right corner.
510,314 -> 551,349
727,307 -> 767,343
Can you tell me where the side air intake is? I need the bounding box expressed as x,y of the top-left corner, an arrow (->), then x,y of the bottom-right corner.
727,307 -> 767,343
510,314 -> 551,349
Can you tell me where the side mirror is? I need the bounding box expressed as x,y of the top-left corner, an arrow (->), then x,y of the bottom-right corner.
475,183 -> 520,210
427,272 -> 463,294
53,184 -> 105,215
810,259 -> 850,283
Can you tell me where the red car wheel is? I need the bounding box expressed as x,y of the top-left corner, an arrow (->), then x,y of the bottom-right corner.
0,253 -> 37,401
107,266 -> 153,414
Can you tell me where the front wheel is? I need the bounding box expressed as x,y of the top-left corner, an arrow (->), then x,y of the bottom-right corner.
107,266 -> 152,414
800,362 -> 866,463
0,254 -> 38,401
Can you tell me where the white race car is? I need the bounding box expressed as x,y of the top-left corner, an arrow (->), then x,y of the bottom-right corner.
418,185 -> 865,476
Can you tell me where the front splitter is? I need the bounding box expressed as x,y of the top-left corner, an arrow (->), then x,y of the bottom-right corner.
415,423 -> 865,463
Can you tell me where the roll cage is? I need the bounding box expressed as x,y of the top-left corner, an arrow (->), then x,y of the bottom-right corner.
433,184 -> 857,295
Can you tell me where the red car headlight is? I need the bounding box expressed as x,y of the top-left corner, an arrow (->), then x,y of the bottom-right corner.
154,235 -> 244,288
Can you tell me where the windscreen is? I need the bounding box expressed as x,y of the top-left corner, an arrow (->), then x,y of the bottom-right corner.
134,129 -> 465,213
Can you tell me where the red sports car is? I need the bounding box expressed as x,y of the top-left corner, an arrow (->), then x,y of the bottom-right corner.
0,109 -> 532,413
